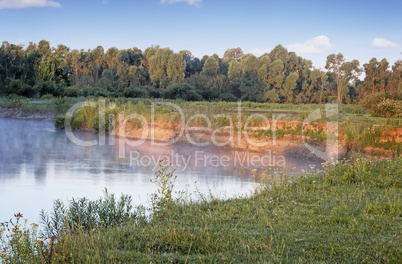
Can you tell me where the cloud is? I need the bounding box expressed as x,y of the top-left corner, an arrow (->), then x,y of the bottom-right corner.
371,38 -> 398,49
287,35 -> 332,54
160,0 -> 202,7
250,48 -> 271,57
0,0 -> 61,9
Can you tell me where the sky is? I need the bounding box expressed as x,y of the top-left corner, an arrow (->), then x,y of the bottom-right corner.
1,0 -> 401,70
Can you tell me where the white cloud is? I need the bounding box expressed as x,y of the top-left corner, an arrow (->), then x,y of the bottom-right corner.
250,48 -> 271,57
0,0 -> 61,9
160,0 -> 202,7
287,35 -> 332,54
371,38 -> 398,49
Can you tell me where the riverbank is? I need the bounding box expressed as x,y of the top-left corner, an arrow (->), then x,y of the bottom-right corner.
1,96 -> 401,159
0,105 -> 54,119
1,157 -> 401,263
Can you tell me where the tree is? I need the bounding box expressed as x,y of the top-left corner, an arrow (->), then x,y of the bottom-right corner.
105,47 -> 120,69
363,58 -> 379,95
167,53 -> 186,84
239,71 -> 265,102
281,72 -> 298,103
38,40 -> 51,61
308,69 -> 328,103
264,59 -> 284,101
90,46 -> 105,83
269,44 -> 289,63
240,54 -> 259,74
202,57 -> 219,77
222,47 -> 244,63
148,48 -> 173,87
180,50 -> 203,77
386,60 -> 402,97
228,60 -> 242,82
325,53 -> 362,103
377,58 -> 390,93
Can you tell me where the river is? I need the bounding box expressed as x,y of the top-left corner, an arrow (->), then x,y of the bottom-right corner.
0,118 -> 321,223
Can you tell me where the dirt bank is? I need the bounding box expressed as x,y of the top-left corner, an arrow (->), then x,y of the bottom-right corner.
112,120 -> 397,161
0,106 -> 54,120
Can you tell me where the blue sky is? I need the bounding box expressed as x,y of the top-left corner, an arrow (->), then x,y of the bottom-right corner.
1,0 -> 401,69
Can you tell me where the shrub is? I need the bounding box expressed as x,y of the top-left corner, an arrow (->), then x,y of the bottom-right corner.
219,92 -> 238,102
71,113 -> 85,129
163,83 -> 202,101
39,189 -> 136,238
376,99 -> 402,118
90,110 -> 115,134
123,87 -> 149,98
144,85 -> 161,98
41,94 -> 54,100
64,86 -> 79,97
54,115 -> 65,130
54,97 -> 73,114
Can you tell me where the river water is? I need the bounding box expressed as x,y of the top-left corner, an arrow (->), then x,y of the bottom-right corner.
0,118 -> 321,223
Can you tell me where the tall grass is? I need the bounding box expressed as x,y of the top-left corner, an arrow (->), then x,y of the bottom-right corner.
1,157 -> 401,263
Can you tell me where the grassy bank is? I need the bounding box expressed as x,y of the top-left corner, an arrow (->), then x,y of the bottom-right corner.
1,96 -> 401,155
1,157 -> 401,263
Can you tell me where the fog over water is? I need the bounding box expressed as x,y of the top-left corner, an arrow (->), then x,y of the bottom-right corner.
0,118 -> 321,223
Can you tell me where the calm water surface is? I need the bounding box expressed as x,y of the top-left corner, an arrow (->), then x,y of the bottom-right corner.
0,118 -> 321,223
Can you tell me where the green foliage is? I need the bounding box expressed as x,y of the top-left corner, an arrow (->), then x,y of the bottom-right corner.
90,110 -> 115,134
323,156 -> 402,187
64,86 -> 79,97
0,213 -> 44,264
1,40 -> 400,104
150,161 -> 178,216
41,94 -> 54,100
53,96 -> 73,114
219,92 -> 238,102
362,92 -> 402,118
39,189 -> 136,238
53,115 -> 65,130
376,99 -> 402,118
1,158 -> 401,263
202,56 -> 219,77
71,113 -> 85,129
163,82 -> 202,101
123,86 -> 149,98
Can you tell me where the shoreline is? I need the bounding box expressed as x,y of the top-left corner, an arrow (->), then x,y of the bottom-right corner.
0,104 -> 399,160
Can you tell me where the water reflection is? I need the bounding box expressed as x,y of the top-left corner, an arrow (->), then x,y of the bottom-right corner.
0,118 -> 320,223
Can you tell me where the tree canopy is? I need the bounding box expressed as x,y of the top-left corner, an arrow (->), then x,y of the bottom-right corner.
0,40 -> 400,105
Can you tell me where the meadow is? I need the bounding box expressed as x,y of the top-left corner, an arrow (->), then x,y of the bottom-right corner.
1,157 -> 401,263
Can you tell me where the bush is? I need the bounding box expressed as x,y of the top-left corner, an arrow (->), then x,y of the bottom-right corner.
54,115 -> 65,130
90,110 -> 115,134
376,99 -> 402,118
143,85 -> 161,98
39,189 -> 136,238
219,92 -> 238,102
64,86 -> 79,97
71,113 -> 85,129
361,92 -> 386,115
123,87 -> 149,98
41,94 -> 54,100
163,83 -> 202,101
54,97 -> 73,114
362,92 -> 402,118
35,81 -> 64,97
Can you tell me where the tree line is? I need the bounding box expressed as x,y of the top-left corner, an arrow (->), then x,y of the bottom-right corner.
0,40 -> 400,107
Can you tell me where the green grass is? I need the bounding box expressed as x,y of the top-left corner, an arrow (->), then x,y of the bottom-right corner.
1,96 -> 401,154
1,157 -> 401,263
